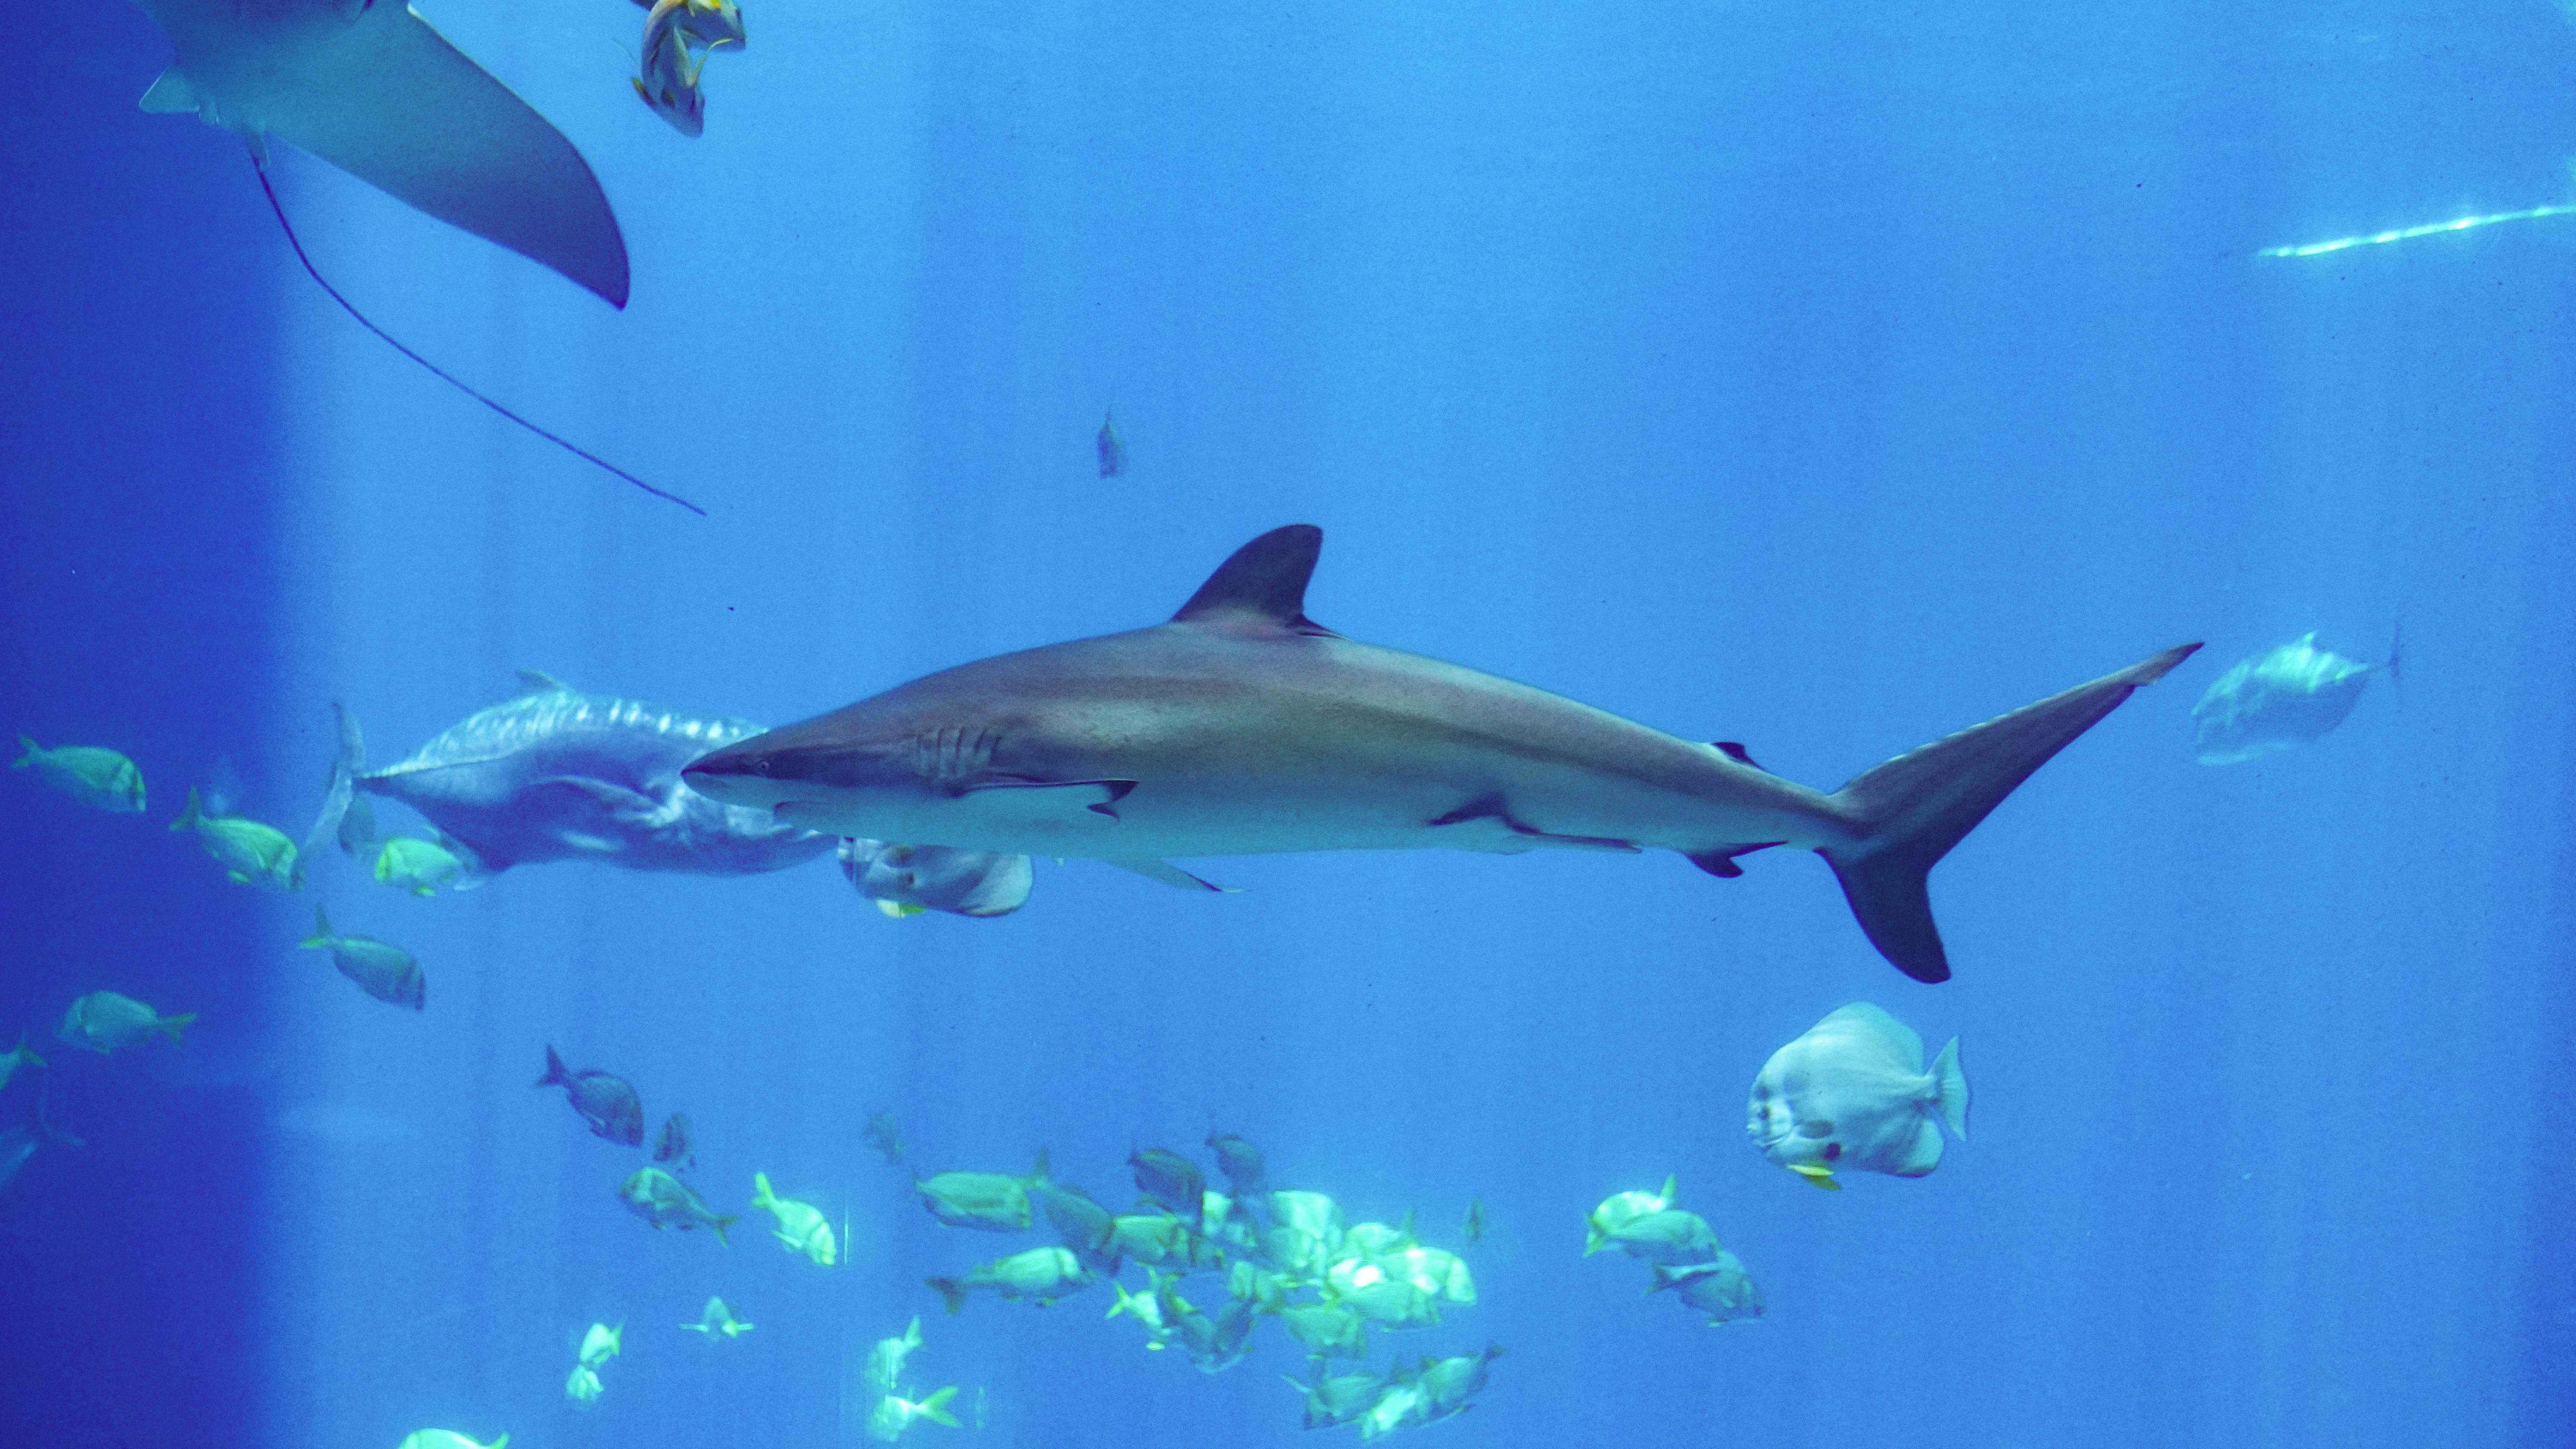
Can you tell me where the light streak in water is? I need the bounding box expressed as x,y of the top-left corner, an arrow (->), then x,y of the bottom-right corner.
2258,203 -> 2576,258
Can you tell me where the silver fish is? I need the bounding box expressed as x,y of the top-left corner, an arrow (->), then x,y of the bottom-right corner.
2191,631 -> 2392,765
618,1165 -> 736,1240
684,526 -> 2196,982
298,907 -> 424,1009
840,838 -> 1032,918
1748,1003 -> 1967,1182
311,682 -> 833,879
1649,1251 -> 1765,1325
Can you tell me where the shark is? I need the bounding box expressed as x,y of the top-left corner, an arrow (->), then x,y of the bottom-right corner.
682,525 -> 2198,982
128,0 -> 629,307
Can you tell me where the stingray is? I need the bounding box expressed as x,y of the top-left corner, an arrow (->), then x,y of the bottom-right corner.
129,0 -> 700,511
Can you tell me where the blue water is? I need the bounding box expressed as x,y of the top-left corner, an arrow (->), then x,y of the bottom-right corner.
6,1 -> 2573,1445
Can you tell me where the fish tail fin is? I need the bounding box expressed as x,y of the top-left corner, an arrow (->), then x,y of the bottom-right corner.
751,1170 -> 775,1208
9,1032 -> 39,1071
903,1315 -> 922,1346
304,703 -> 367,858
171,785 -> 203,833
926,1277 -> 969,1315
917,1385 -> 961,1427
489,1437 -> 508,1449
1643,1266 -> 1680,1297
1930,1037 -> 1969,1140
1817,643 -> 2199,982
712,1214 -> 737,1246
160,1012 -> 197,1045
1028,1146 -> 1050,1184
300,907 -> 333,949
536,1045 -> 568,1088
1659,1173 -> 1677,1203
12,737 -> 34,768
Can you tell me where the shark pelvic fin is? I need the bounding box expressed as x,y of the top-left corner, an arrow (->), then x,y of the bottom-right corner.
1173,525 -> 1339,636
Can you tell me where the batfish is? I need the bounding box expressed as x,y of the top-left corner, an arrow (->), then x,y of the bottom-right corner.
683,525 -> 2197,981
130,0 -> 629,305
309,676 -> 835,880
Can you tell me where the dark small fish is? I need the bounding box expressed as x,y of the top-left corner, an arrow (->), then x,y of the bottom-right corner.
863,1108 -> 904,1165
654,1112 -> 694,1171
537,1045 -> 644,1146
1096,412 -> 1126,478
0,1080 -> 82,1196
1203,1131 -> 1265,1197
1127,1146 -> 1205,1228
1462,1196 -> 1487,1244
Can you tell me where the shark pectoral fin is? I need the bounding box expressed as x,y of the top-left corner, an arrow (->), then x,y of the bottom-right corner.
1108,860 -> 1239,893
140,68 -> 200,115
261,5 -> 630,306
1429,796 -> 1639,854
957,779 -> 1137,824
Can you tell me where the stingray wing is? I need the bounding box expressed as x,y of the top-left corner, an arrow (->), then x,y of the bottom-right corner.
264,3 -> 629,306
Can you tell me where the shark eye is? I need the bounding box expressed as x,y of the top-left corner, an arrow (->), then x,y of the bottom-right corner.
752,755 -> 774,776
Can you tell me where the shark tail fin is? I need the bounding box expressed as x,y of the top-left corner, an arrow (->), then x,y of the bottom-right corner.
1817,643 -> 2199,982
712,1214 -> 736,1246
536,1045 -> 569,1088
916,1386 -> 962,1428
1929,1037 -> 1969,1140
300,907 -> 333,949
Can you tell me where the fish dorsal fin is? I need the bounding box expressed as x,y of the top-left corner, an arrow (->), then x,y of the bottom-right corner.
516,669 -> 569,695
1173,525 -> 1337,636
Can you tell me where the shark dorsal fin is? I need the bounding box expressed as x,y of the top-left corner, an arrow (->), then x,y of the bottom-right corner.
1173,525 -> 1337,636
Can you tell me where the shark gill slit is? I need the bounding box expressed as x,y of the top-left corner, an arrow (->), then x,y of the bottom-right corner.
248,151 -> 706,517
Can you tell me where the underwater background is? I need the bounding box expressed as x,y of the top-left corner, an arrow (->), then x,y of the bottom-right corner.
6,0 -> 2574,1445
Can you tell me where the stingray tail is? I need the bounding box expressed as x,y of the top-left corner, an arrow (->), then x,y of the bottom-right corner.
249,153 -> 702,515
1817,643 -> 2200,982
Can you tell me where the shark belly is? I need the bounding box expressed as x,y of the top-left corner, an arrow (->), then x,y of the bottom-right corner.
765,645 -> 1847,862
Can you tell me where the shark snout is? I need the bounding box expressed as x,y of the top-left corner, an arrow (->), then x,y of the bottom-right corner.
679,747 -> 776,804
